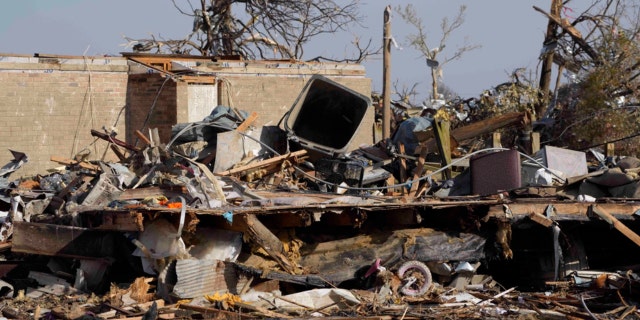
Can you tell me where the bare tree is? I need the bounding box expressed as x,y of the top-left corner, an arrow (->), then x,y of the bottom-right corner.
393,80 -> 420,105
396,4 -> 481,100
535,0 -> 640,154
123,0 -> 377,62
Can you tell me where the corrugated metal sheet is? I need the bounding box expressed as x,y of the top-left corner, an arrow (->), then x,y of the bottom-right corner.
172,259 -> 237,299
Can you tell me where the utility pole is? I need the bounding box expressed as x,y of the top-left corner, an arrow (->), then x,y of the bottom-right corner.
382,5 -> 392,140
537,0 -> 562,119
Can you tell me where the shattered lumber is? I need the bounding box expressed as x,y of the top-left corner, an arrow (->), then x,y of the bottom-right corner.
487,201 -> 640,221
592,204 -> 640,247
240,214 -> 298,274
423,111 -> 528,152
90,129 -> 141,152
533,5 -> 600,63
236,111 -> 258,132
5,72 -> 640,319
214,150 -> 307,177
50,156 -> 100,171
11,221 -> 122,257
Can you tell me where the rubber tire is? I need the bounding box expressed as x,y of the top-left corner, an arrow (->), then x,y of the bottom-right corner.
397,260 -> 432,296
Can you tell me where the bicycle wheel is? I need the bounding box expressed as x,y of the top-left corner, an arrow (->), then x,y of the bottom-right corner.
397,260 -> 432,296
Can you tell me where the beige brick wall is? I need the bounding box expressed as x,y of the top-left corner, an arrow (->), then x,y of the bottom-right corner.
125,73 -> 179,144
0,55 -> 373,178
0,57 -> 128,177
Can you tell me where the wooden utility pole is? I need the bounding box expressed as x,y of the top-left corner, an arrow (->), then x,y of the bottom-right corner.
382,5 -> 392,140
537,0 -> 562,118
430,66 -> 439,101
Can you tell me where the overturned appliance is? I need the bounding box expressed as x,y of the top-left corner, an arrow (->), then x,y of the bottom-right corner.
283,75 -> 372,157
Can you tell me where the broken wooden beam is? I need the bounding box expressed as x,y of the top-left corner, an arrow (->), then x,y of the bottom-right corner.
214,150 -> 307,177
110,144 -> 127,162
423,112 -> 528,153
433,115 -> 452,180
240,214 -> 298,274
398,143 -> 407,195
50,156 -> 100,171
135,129 -> 152,146
91,129 -> 141,152
12,221 -> 119,258
591,205 -> 640,247
528,212 -> 555,228
408,143 -> 428,197
86,211 -> 144,232
533,5 -> 600,64
488,202 -> 640,221
236,112 -> 258,133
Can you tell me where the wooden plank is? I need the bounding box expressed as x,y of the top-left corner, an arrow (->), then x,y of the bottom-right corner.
423,112 -> 527,152
492,132 -> 502,148
385,175 -> 397,196
530,132 -> 541,154
110,144 -> 127,162
398,144 -> 407,196
489,202 -> 640,220
533,5 -> 599,62
592,205 -> 640,247
91,129 -> 141,152
606,143 -> 615,158
409,143 -> 428,197
180,75 -> 216,84
12,222 -> 115,258
91,211 -> 143,232
434,118 -> 452,180
215,150 -> 307,176
236,112 -> 258,133
529,212 -> 554,228
135,130 -> 152,146
50,156 -> 100,171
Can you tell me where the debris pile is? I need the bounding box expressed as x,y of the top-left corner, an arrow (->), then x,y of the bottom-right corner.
0,75 -> 639,319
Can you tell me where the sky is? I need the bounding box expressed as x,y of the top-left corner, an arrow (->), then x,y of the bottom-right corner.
0,1 -> 581,103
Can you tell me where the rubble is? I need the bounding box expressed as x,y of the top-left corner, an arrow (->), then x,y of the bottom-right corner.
0,75 -> 639,319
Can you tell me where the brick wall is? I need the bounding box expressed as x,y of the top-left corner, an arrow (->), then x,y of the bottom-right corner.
127,58 -> 374,153
125,73 -> 179,144
0,56 -> 128,177
0,55 -> 373,178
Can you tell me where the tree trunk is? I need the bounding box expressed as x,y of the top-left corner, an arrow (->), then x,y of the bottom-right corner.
431,68 -> 439,100
537,0 -> 562,119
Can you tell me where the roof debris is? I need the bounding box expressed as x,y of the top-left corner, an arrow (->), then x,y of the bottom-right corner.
0,74 -> 639,319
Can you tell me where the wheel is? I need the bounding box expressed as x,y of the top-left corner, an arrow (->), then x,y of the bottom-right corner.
397,260 -> 432,296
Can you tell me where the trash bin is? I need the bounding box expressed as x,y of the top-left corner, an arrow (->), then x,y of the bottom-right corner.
283,75 -> 371,156
471,150 -> 521,196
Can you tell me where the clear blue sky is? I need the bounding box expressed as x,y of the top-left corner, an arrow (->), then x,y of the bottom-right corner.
0,1 -> 581,102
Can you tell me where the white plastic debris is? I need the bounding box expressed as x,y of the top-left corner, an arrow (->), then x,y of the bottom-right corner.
577,194 -> 596,202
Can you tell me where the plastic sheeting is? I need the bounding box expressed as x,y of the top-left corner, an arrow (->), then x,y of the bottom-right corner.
390,116 -> 433,155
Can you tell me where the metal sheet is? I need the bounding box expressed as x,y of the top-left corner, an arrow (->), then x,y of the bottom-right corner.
172,259 -> 238,298
543,146 -> 588,178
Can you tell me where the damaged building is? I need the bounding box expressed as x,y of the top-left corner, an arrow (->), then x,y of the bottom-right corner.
0,53 -> 639,319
